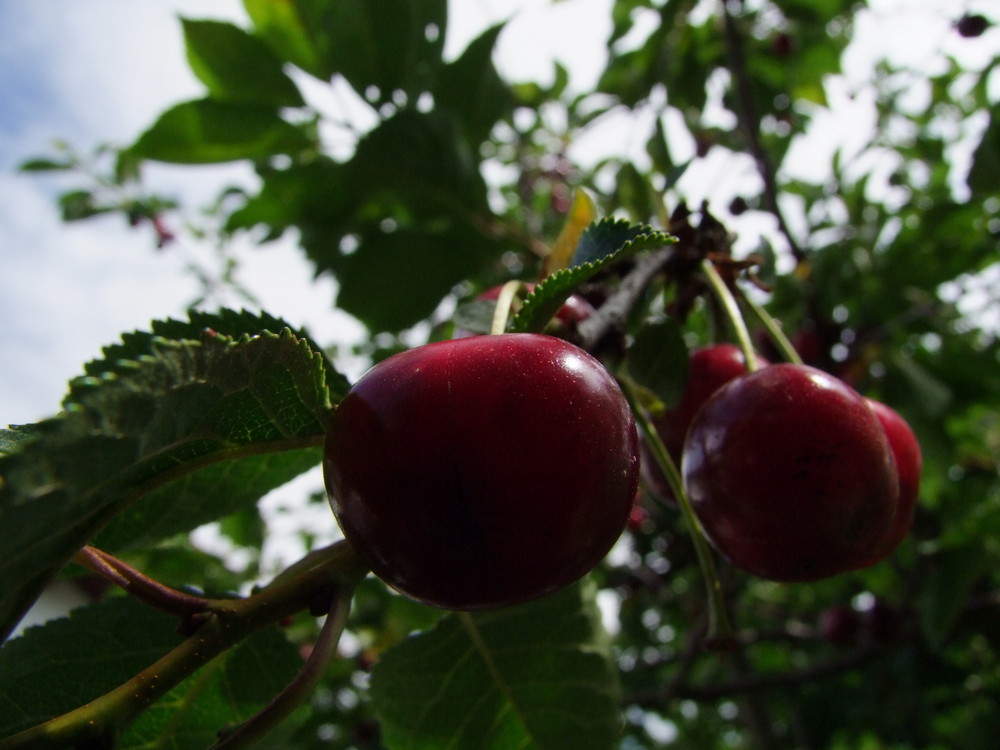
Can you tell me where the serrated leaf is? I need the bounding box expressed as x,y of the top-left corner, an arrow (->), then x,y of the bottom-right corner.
182,18 -> 305,107
0,597 -> 183,737
370,582 -> 621,750
511,220 -> 674,334
133,99 -> 312,164
0,311 -> 344,640
571,217 -> 670,268
78,308 -> 349,403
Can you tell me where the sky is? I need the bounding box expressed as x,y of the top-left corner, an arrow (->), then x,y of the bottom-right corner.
0,0 -> 996,635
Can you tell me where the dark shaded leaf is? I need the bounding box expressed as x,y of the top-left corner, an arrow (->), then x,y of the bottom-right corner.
182,18 -> 306,106
371,581 -> 621,750
0,311 -> 341,640
133,99 -> 313,164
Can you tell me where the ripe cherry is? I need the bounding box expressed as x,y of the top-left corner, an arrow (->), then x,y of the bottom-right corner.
641,344 -> 764,505
855,399 -> 922,567
682,364 -> 898,582
323,333 -> 639,610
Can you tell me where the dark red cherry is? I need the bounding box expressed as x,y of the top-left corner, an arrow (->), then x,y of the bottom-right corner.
682,364 -> 898,582
323,333 -> 639,609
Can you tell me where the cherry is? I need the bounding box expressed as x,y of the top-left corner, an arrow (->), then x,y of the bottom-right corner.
454,283 -> 595,338
682,364 -> 898,582
641,344 -> 764,505
956,14 -> 990,38
855,399 -> 922,567
323,333 -> 639,610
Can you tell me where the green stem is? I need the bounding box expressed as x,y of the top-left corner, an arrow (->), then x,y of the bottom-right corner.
622,379 -> 736,651
210,586 -> 354,749
741,293 -> 803,365
489,280 -> 526,335
0,541 -> 368,750
700,258 -> 760,373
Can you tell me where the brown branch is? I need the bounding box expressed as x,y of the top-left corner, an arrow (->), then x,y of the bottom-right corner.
72,545 -> 211,617
576,245 -> 679,351
720,1 -> 806,263
628,642 -> 878,707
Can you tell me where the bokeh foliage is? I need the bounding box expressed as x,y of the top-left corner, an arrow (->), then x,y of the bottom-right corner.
4,1 -> 1000,748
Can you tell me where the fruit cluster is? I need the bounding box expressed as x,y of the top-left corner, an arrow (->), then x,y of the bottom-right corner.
323,297 -> 921,610
647,345 -> 922,583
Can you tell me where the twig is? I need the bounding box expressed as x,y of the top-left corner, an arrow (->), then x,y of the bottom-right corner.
576,245 -> 678,350
719,0 -> 805,263
0,541 -> 367,750
630,643 -> 878,706
72,546 -> 211,617
210,586 -> 354,749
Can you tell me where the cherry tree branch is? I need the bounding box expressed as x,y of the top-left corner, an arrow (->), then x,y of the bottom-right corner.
0,541 -> 368,750
719,0 -> 805,263
72,545 -> 212,617
576,245 -> 678,351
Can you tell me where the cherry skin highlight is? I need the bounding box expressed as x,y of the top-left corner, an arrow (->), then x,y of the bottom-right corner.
323,333 -> 639,610
682,363 -> 899,582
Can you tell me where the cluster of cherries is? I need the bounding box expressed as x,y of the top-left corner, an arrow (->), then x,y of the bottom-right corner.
645,343 -> 921,582
322,285 -> 921,611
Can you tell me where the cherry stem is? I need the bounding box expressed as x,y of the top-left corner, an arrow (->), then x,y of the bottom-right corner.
699,258 -> 760,373
489,280 -> 526,335
622,379 -> 736,651
209,586 -> 353,749
0,541 -> 368,750
741,293 -> 804,365
72,545 -> 212,616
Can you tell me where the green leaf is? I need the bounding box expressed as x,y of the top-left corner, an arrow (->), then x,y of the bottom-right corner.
0,311 -> 343,641
0,597 -> 302,746
571,217 -> 670,268
243,0 -> 326,78
919,543 -> 989,649
370,581 -> 621,750
182,18 -> 305,107
511,220 -> 674,334
333,226 -> 498,333
0,597 -> 183,737
18,157 -> 73,172
120,625 -> 301,749
968,111 -> 1000,195
58,190 -> 112,222
627,317 -> 689,406
132,99 -> 312,164
433,24 -> 511,145
247,0 -> 447,99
